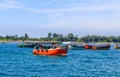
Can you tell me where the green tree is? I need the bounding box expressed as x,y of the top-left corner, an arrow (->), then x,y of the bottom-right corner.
68,33 -> 74,41
117,36 -> 120,42
57,34 -> 63,41
47,32 -> 52,38
5,35 -> 10,40
53,33 -> 58,38
76,38 -> 82,42
24,33 -> 29,40
52,38 -> 58,41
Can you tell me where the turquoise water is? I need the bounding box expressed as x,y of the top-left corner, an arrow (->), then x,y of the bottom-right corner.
0,42 -> 120,77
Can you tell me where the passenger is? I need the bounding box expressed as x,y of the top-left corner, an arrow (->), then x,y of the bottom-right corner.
40,45 -> 43,49
53,44 -> 58,48
36,46 -> 39,51
40,45 -> 44,51
55,44 -> 58,48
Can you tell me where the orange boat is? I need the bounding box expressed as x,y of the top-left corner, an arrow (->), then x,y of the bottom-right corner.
33,44 -> 68,56
114,44 -> 120,49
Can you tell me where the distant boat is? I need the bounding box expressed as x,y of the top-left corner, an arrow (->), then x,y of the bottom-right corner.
68,44 -> 85,50
114,44 -> 120,49
92,44 -> 110,50
2,42 -> 5,44
33,44 -> 68,56
18,42 -> 38,48
18,41 -> 60,48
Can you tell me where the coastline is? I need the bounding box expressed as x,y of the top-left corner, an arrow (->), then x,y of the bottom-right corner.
0,40 -> 120,44
0,40 -> 24,43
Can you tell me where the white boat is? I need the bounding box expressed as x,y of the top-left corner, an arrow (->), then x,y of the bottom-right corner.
68,44 -> 85,50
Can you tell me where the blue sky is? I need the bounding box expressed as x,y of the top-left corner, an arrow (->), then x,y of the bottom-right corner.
0,0 -> 120,37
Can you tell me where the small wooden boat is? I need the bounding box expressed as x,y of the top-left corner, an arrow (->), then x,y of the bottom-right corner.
2,42 -> 5,44
18,42 -> 38,48
114,44 -> 120,49
33,44 -> 68,56
92,44 -> 110,50
84,44 -> 93,49
68,44 -> 85,50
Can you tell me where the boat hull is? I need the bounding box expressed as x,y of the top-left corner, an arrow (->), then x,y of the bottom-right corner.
92,45 -> 110,50
69,45 -> 85,50
33,48 -> 67,56
114,45 -> 120,49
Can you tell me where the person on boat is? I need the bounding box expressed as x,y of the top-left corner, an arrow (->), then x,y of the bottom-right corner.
35,45 -> 39,51
52,43 -> 58,49
39,45 -> 44,51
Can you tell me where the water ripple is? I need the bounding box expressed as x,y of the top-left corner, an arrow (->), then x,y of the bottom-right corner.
0,43 -> 120,77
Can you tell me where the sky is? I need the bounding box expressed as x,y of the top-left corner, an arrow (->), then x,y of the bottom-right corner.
0,0 -> 120,37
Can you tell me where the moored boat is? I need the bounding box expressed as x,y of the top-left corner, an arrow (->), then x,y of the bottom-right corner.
68,44 -> 85,50
33,44 -> 68,56
18,42 -> 38,48
92,44 -> 110,50
114,44 -> 120,49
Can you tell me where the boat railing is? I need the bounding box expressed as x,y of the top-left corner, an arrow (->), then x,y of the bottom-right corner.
34,44 -> 41,50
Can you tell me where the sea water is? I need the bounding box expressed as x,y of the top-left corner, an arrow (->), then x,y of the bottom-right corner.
0,42 -> 120,77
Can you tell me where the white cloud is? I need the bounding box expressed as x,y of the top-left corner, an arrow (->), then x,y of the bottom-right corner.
1,0 -> 120,31
0,0 -> 22,10
18,4 -> 120,14
1,0 -> 120,13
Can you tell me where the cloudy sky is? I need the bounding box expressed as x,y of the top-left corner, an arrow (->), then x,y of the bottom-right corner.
0,0 -> 120,37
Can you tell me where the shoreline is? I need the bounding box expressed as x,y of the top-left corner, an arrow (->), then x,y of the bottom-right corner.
0,40 -> 23,42
0,40 -> 120,44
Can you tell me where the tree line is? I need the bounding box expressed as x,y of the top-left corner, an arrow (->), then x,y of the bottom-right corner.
0,33 -> 120,42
